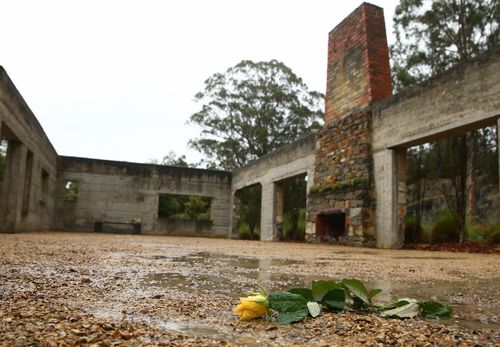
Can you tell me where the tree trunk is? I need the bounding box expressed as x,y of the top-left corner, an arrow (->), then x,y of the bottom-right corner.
466,132 -> 477,219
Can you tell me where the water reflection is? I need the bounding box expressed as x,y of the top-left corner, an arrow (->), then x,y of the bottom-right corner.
137,251 -> 500,331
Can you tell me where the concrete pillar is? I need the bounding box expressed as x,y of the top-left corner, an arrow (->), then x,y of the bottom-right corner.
260,181 -> 275,241
374,149 -> 404,248
305,169 -> 316,239
274,182 -> 284,240
211,196 -> 230,236
397,149 -> 407,239
0,141 -> 27,231
228,191 -> 240,238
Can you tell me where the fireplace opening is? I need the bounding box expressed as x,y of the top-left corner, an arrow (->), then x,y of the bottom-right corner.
316,209 -> 347,243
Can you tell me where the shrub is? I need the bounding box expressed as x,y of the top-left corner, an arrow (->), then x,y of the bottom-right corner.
468,223 -> 500,244
196,212 -> 211,221
170,213 -> 190,220
239,222 -> 252,240
404,215 -> 424,243
483,224 -> 500,244
282,208 -> 306,241
430,209 -> 460,243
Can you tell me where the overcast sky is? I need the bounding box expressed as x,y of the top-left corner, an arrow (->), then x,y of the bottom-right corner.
1,0 -> 399,165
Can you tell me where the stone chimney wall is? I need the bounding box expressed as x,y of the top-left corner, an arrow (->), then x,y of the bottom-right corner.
324,2 -> 392,123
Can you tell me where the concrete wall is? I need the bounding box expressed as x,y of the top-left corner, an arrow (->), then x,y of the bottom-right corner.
55,156 -> 231,237
0,67 -> 59,231
231,134 -> 316,240
372,49 -> 500,248
372,49 -> 500,151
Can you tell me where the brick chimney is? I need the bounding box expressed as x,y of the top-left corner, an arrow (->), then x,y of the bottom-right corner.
324,2 -> 392,123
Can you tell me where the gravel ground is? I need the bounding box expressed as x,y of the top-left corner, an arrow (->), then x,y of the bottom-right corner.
0,232 -> 499,346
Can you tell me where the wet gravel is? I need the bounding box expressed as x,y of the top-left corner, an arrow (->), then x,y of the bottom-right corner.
0,232 -> 499,346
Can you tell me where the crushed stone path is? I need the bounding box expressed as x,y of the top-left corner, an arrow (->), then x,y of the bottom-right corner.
0,232 -> 499,346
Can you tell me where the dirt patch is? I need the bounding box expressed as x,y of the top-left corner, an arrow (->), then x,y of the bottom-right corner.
404,242 -> 500,254
1,232 -> 499,346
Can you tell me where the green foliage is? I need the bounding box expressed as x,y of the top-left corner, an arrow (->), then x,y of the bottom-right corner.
405,127 -> 498,245
475,127 -> 499,180
239,222 -> 252,240
260,278 -> 452,324
65,181 -> 79,202
309,177 -> 366,194
419,300 -> 453,318
268,291 -> 308,313
322,288 -> 345,312
150,151 -> 190,167
282,208 -> 306,241
404,215 -> 424,243
158,194 -> 211,220
189,59 -> 324,170
311,280 -> 342,301
238,185 -> 261,240
431,209 -> 461,243
184,196 -> 210,219
276,309 -> 310,324
342,279 -> 372,309
468,223 -> 500,244
288,288 -> 314,301
281,177 -> 307,241
391,0 -> 499,90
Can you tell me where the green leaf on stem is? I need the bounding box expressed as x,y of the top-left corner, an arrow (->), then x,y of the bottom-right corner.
342,279 -> 370,305
268,291 -> 308,313
368,288 -> 382,300
322,288 -> 345,312
419,300 -> 452,318
276,309 -> 309,324
288,288 -> 314,301
312,280 -> 341,301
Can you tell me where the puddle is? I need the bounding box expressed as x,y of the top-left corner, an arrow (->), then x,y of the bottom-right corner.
391,256 -> 464,260
138,251 -> 500,332
171,252 -> 305,268
90,308 -> 260,346
142,272 -> 237,298
134,254 -> 172,260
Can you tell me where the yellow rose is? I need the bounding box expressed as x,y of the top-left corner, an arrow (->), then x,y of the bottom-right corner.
234,294 -> 268,320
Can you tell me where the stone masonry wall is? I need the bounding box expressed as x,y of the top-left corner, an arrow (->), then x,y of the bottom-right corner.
308,110 -> 375,246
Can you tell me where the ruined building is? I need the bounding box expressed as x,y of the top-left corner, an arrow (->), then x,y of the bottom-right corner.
1,3 -> 499,248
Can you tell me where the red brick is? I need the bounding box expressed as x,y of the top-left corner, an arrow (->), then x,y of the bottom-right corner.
324,3 -> 392,123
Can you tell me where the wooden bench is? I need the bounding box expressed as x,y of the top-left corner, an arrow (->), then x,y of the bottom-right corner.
94,221 -> 141,234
